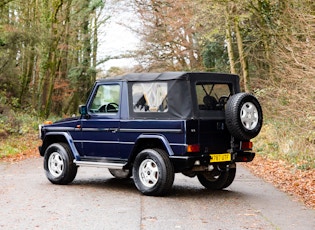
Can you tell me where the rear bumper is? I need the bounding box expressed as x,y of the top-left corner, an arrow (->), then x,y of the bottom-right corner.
169,151 -> 255,172
235,151 -> 255,162
170,155 -> 210,172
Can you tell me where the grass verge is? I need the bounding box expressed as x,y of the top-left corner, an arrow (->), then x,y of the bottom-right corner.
254,120 -> 315,170
0,131 -> 40,161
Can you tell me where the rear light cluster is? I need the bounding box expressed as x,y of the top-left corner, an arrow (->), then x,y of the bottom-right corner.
187,144 -> 200,153
241,141 -> 253,150
187,141 -> 252,153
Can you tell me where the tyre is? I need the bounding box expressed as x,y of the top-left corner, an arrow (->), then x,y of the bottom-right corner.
108,169 -> 131,179
225,93 -> 263,140
221,167 -> 236,188
133,148 -> 174,196
44,143 -> 77,185
197,166 -> 236,190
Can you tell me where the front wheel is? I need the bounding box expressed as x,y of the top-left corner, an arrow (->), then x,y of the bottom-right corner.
197,166 -> 236,190
133,148 -> 174,196
44,143 -> 77,185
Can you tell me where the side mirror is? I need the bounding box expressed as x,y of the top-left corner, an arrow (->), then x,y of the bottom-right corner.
79,105 -> 87,116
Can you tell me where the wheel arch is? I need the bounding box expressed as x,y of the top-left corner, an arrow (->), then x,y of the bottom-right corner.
40,132 -> 80,160
126,134 -> 174,168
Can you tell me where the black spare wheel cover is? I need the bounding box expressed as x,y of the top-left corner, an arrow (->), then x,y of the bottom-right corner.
225,93 -> 263,141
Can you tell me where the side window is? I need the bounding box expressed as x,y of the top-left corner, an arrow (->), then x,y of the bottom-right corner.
196,83 -> 231,110
132,82 -> 168,112
89,84 -> 120,114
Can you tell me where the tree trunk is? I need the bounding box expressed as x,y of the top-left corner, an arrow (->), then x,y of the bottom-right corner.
234,17 -> 250,92
225,11 -> 236,74
91,13 -> 98,84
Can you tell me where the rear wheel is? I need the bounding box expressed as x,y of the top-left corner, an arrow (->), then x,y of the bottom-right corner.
197,165 -> 236,190
133,148 -> 174,196
221,166 -> 236,188
44,143 -> 77,185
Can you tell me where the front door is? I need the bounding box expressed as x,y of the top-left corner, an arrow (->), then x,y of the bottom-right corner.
80,83 -> 121,159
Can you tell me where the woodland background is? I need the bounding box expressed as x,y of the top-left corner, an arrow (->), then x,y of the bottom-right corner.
0,0 -> 314,171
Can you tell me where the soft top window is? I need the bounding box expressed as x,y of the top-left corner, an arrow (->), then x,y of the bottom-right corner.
132,82 -> 168,112
196,83 -> 231,111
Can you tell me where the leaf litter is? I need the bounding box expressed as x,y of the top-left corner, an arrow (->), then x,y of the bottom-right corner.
243,155 -> 315,209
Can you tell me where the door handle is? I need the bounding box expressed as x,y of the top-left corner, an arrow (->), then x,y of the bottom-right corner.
108,128 -> 118,133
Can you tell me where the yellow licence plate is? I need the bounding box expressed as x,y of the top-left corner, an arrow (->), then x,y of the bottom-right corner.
210,153 -> 231,163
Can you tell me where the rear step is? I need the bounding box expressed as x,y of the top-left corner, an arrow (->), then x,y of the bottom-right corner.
73,160 -> 125,169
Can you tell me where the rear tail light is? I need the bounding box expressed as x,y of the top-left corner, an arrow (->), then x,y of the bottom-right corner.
241,141 -> 253,150
187,144 -> 200,153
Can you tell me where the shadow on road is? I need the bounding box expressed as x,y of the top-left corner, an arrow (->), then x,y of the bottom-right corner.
71,177 -> 138,192
68,176 -> 245,199
171,184 -> 244,199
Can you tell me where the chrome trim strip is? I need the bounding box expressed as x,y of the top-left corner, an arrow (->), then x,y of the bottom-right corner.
74,140 -> 120,144
81,128 -> 111,132
44,127 -> 75,131
74,160 -> 124,169
118,142 -> 135,145
79,128 -> 182,133
73,140 -> 185,147
120,128 -> 182,133
170,143 -> 186,146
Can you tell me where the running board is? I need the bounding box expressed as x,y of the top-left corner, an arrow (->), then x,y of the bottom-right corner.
73,160 -> 125,169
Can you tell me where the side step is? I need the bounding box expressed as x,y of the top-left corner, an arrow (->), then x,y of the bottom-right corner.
74,160 -> 125,169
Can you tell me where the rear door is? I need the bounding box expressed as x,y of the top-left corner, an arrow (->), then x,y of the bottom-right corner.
195,82 -> 233,153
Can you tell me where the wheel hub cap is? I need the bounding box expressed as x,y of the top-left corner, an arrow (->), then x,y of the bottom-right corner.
139,159 -> 159,188
48,152 -> 64,178
240,102 -> 259,130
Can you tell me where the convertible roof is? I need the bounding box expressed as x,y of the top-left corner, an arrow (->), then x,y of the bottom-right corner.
98,72 -> 238,82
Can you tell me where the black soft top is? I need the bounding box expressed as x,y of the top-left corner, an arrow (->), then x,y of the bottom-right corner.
98,72 -> 239,82
95,72 -> 240,119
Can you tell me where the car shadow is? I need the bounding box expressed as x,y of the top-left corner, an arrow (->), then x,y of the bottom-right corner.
71,177 -> 137,192
69,176 -> 245,199
170,184 -> 245,199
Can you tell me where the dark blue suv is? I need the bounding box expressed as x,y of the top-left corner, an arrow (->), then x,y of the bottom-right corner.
39,72 -> 263,196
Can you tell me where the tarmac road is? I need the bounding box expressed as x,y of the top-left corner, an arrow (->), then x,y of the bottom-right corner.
0,158 -> 314,230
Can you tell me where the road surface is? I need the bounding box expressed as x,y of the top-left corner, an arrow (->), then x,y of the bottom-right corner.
0,158 -> 314,229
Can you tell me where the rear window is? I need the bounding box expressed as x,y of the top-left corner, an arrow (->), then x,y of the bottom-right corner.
132,82 -> 168,112
196,83 -> 231,110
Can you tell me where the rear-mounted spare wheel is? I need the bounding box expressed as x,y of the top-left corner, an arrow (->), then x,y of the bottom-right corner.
225,93 -> 263,141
